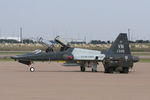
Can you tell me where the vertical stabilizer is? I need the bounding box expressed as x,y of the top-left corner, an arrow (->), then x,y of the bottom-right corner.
108,33 -> 131,54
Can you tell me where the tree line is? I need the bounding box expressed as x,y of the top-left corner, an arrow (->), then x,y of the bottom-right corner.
0,39 -> 35,44
0,39 -> 150,44
90,40 -> 150,44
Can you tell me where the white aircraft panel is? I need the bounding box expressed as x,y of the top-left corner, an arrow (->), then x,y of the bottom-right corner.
72,48 -> 105,60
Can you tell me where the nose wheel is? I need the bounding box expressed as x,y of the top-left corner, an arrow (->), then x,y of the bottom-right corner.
30,67 -> 35,72
29,62 -> 35,72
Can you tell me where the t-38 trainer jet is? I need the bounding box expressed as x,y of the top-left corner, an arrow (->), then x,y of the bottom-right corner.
11,33 -> 139,73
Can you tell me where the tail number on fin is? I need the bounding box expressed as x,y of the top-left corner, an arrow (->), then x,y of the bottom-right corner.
117,44 -> 125,53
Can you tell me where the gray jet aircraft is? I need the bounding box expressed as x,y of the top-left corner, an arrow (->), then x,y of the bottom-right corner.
11,33 -> 139,73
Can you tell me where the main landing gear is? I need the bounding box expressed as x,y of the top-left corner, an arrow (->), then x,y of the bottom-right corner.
80,66 -> 86,72
80,63 -> 98,72
92,68 -> 97,72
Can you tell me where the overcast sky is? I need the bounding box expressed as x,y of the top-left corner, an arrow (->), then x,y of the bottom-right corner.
0,0 -> 150,41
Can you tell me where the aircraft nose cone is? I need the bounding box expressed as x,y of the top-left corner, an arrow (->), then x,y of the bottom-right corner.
11,56 -> 19,60
11,55 -> 24,60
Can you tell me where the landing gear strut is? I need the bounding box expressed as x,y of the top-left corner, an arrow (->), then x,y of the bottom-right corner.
29,62 -> 35,72
80,66 -> 85,72
92,68 -> 97,72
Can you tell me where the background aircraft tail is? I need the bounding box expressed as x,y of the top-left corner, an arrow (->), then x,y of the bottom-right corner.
108,33 -> 131,54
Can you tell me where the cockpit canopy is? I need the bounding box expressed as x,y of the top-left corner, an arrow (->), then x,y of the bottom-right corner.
39,36 -> 70,53
55,36 -> 70,51
32,49 -> 42,54
55,36 -> 70,47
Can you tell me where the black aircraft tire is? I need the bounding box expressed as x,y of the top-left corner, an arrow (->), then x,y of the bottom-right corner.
108,68 -> 113,73
120,68 -> 129,74
92,68 -> 93,72
123,68 -> 129,73
80,66 -> 85,72
104,69 -> 108,73
92,68 -> 97,72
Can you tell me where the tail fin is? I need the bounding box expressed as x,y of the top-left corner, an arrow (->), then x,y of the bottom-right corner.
108,33 -> 131,54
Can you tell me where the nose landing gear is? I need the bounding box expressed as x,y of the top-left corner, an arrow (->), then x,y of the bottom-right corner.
29,62 -> 35,72
30,66 -> 35,72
